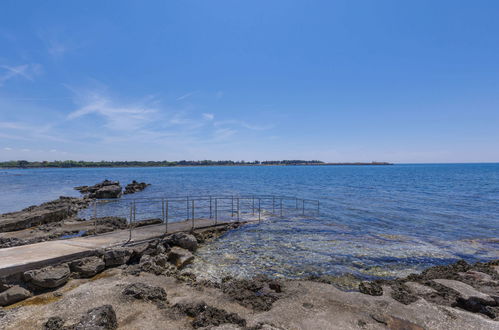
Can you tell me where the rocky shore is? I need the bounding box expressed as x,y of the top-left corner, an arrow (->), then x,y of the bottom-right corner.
0,219 -> 498,329
0,180 -> 152,248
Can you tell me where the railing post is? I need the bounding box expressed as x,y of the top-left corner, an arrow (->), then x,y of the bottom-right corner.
231,195 -> 234,217
302,199 -> 305,215
165,200 -> 169,233
317,200 -> 320,216
272,196 -> 275,214
252,196 -> 255,216
93,200 -> 97,236
280,198 -> 283,217
237,198 -> 240,221
209,196 -> 212,218
295,198 -> 298,210
258,198 -> 261,223
186,197 -> 189,221
215,198 -> 218,225
191,200 -> 195,230
129,201 -> 133,242
161,198 -> 165,224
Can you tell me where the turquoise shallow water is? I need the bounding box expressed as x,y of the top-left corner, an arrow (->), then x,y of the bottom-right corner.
1,164 -> 498,280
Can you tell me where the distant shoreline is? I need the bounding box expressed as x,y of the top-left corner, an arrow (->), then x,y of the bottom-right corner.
0,161 -> 393,169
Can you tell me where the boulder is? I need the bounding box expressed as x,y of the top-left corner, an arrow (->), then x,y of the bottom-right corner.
103,248 -> 131,267
74,305 -> 117,330
168,247 -> 194,268
432,279 -> 496,304
359,281 -> 383,296
70,256 -> 105,278
124,181 -> 150,194
165,232 -> 198,252
0,285 -> 32,306
122,282 -> 167,302
24,264 -> 70,289
90,185 -> 122,199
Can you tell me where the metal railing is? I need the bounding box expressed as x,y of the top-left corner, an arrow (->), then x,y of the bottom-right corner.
84,194 -> 320,241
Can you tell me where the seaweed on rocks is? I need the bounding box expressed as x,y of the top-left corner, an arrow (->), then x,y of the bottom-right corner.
220,277 -> 282,311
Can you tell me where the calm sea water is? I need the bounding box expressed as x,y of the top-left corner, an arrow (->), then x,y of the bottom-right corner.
1,164 -> 498,281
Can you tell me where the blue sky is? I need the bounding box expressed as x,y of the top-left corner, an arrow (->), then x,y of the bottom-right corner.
1,1 -> 498,163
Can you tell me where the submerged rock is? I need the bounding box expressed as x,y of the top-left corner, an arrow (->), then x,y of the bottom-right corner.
0,285 -> 32,306
24,264 -> 70,289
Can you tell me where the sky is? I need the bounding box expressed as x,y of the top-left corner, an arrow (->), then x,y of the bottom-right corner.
1,1 -> 498,163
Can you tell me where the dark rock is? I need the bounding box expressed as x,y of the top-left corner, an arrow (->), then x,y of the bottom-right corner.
173,301 -> 246,329
0,285 -> 32,306
134,218 -> 163,228
168,247 -> 194,268
103,248 -> 131,267
44,316 -> 65,330
454,297 -> 499,319
74,305 -> 117,330
359,281 -> 383,296
122,282 -> 167,303
268,281 -> 282,293
89,185 -> 122,199
220,279 -> 279,311
70,256 -> 105,278
390,283 -> 419,305
164,232 -> 198,252
24,264 -> 70,289
123,181 -> 150,194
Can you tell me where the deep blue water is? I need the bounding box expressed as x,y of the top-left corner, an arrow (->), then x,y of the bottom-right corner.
1,164 -> 498,280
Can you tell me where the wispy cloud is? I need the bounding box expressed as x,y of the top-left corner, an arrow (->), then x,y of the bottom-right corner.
0,64 -> 42,86
176,91 -> 197,101
67,92 -> 158,131
214,119 -> 273,131
203,113 -> 215,121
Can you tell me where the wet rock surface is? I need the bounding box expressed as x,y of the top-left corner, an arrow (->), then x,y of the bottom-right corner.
172,301 -> 246,329
123,181 -> 150,194
358,281 -> 383,296
168,246 -> 194,268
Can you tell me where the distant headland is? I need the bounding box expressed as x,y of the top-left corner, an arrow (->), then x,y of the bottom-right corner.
0,160 -> 393,169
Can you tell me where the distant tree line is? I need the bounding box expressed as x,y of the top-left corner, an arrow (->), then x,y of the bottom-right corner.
0,160 -> 327,168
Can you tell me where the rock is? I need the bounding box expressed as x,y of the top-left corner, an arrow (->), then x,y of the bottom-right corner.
359,281 -> 383,296
24,264 -> 70,289
432,279 -> 496,304
404,281 -> 437,295
220,279 -> 278,311
173,301 -> 246,329
44,316 -> 65,330
90,185 -> 122,199
74,305 -> 117,330
123,181 -> 150,194
122,282 -> 167,303
268,281 -> 282,293
136,254 -> 175,275
134,218 -> 163,228
70,256 -> 105,278
0,197 -> 90,232
168,247 -> 194,268
103,248 -> 131,267
458,271 -> 497,284
165,232 -> 198,252
0,285 -> 32,306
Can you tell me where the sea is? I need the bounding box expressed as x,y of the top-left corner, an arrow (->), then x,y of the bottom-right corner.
1,163 -> 498,283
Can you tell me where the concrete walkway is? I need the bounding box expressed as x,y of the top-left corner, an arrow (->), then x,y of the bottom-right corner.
0,218 -> 245,278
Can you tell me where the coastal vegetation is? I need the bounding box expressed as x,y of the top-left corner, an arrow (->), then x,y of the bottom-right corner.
0,160 -> 391,168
